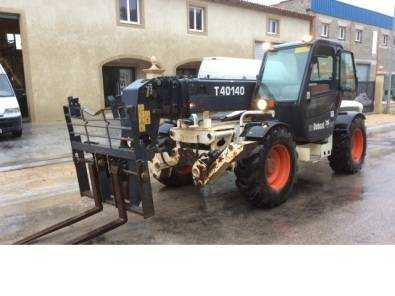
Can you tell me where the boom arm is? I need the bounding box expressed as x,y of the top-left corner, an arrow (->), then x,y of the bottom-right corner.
118,76 -> 257,153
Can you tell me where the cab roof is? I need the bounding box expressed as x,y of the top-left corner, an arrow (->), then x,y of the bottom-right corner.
274,38 -> 344,51
0,64 -> 6,75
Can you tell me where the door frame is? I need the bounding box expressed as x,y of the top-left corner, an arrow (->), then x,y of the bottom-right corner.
0,8 -> 33,121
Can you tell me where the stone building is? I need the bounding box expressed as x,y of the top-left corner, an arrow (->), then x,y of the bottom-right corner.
275,0 -> 394,93
0,0 -> 312,122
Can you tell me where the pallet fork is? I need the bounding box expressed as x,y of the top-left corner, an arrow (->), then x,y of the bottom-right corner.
15,97 -> 155,244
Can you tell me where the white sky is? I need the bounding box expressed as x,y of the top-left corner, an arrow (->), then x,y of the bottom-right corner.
249,0 -> 395,17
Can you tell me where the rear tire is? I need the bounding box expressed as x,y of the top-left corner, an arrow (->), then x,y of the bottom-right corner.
153,133 -> 193,187
235,126 -> 297,208
329,116 -> 366,174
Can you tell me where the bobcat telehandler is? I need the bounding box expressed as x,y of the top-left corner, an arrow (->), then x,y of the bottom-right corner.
16,39 -> 366,244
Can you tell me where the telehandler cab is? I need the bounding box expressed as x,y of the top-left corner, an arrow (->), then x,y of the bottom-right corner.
16,39 -> 366,244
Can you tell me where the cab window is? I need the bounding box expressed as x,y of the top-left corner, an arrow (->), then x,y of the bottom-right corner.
259,46 -> 310,102
340,52 -> 356,92
311,56 -> 333,81
309,46 -> 336,95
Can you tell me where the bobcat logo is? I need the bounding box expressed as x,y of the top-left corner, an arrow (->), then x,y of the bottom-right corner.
309,120 -> 330,132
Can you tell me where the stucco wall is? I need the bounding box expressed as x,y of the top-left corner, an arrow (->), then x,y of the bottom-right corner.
0,0 -> 311,122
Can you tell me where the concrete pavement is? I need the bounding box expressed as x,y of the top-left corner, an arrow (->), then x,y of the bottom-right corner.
1,114 -> 395,170
0,122 -> 71,171
1,126 -> 395,244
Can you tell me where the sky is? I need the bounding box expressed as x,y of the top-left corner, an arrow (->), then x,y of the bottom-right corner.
249,0 -> 395,16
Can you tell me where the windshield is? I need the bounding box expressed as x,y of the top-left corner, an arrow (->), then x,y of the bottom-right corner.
0,74 -> 14,97
259,46 -> 311,102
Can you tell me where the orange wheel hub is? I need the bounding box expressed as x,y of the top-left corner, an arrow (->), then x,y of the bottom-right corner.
265,144 -> 291,192
351,128 -> 364,163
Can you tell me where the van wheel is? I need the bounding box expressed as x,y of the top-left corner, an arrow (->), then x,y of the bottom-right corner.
329,116 -> 366,174
235,126 -> 297,208
12,130 -> 22,138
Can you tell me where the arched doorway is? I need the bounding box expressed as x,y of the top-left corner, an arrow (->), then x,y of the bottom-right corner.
0,12 -> 29,119
102,57 -> 151,106
176,60 -> 202,77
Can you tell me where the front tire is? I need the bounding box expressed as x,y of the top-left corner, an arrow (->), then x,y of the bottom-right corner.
235,126 -> 297,208
329,116 -> 366,174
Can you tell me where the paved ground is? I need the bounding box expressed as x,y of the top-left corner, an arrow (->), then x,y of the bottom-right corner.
1,124 -> 395,244
0,122 -> 70,170
1,114 -> 395,170
366,113 -> 395,126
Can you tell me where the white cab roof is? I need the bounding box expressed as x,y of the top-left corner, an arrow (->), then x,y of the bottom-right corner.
198,57 -> 262,80
0,64 -> 6,75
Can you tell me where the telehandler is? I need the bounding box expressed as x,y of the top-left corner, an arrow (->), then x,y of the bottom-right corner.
16,39 -> 366,244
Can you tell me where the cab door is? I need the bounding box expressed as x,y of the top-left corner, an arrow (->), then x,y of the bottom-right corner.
303,45 -> 340,142
338,50 -> 358,101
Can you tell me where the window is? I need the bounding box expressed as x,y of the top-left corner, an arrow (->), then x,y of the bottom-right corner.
383,34 -> 389,46
338,26 -> 346,40
119,0 -> 141,24
6,33 -> 14,44
311,56 -> 334,82
259,46 -> 311,102
355,30 -> 363,42
321,23 -> 329,38
0,74 -> 15,97
267,19 -> 279,35
6,33 -> 22,50
309,46 -> 335,96
189,6 -> 205,32
356,64 -> 370,82
340,52 -> 356,92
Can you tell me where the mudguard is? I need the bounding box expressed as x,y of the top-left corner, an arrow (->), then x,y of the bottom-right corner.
334,111 -> 366,131
242,121 -> 289,140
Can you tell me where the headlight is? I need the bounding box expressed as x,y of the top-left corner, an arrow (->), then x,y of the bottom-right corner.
4,108 -> 21,115
302,34 -> 313,43
257,99 -> 268,111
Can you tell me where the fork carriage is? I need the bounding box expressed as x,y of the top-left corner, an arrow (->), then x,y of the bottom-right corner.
15,97 -> 155,244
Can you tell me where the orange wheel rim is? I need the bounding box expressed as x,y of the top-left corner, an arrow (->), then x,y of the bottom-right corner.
265,144 -> 291,192
351,128 -> 364,163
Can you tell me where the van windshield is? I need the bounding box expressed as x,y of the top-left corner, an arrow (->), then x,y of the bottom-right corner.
0,74 -> 15,97
259,46 -> 311,102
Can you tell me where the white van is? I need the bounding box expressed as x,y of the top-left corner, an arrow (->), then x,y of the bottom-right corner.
0,64 -> 22,137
